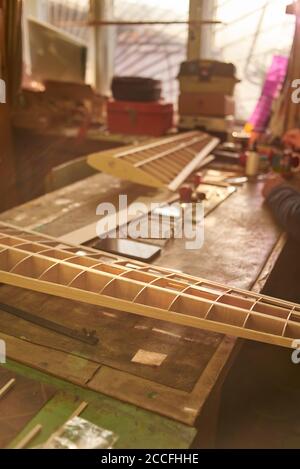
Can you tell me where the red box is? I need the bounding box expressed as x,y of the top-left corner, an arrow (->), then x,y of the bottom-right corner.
107,100 -> 174,136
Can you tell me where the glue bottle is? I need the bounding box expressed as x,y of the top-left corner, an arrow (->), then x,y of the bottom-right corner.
245,142 -> 260,179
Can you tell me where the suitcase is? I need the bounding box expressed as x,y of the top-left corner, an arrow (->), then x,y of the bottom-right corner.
107,100 -> 173,136
178,60 -> 240,96
178,60 -> 237,79
111,77 -> 162,102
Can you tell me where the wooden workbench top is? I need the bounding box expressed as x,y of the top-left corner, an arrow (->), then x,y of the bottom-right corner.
0,170 -> 283,448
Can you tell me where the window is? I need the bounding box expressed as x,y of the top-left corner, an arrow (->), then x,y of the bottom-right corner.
114,0 -> 190,104
212,0 -> 295,120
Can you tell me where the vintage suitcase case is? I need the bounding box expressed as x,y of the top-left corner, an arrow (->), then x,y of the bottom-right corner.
107,100 -> 173,136
111,77 -> 162,102
178,60 -> 240,95
179,59 -> 237,78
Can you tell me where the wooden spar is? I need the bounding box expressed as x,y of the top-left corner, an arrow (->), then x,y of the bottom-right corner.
87,131 -> 220,191
0,223 -> 300,349
0,378 -> 15,400
14,424 -> 43,449
45,402 -> 88,447
53,20 -> 223,27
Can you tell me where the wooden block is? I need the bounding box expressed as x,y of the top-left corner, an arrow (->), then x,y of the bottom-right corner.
131,350 -> 167,367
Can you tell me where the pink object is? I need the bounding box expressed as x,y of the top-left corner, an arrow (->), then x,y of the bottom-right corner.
249,55 -> 288,131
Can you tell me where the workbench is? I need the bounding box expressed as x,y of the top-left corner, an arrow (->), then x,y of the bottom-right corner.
0,169 -> 284,449
12,126 -> 151,205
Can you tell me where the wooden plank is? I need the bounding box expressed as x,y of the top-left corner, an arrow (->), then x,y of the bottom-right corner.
88,336 -> 235,426
0,332 -> 99,385
88,366 -> 190,423
6,360 -> 196,449
0,285 -> 222,392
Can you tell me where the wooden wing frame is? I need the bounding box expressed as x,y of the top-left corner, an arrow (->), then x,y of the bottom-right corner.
0,222 -> 299,349
88,131 -> 220,191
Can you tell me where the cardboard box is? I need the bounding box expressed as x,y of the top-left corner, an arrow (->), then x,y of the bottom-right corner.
178,76 -> 239,95
179,93 -> 235,117
179,115 -> 234,133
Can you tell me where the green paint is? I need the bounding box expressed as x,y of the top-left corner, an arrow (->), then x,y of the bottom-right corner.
5,360 -> 196,449
147,392 -> 159,399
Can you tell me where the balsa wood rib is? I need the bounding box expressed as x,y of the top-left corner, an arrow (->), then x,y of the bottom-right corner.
87,131 -> 220,191
0,222 -> 299,349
